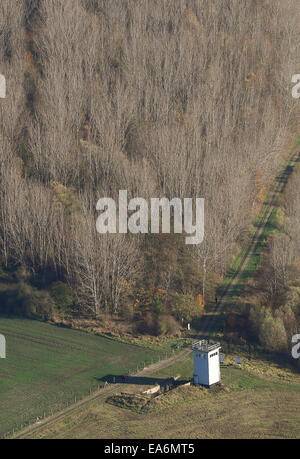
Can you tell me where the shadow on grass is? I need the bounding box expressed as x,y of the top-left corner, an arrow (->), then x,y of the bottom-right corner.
97,374 -> 188,386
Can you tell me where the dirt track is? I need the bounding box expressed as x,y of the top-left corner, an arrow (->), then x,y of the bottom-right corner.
13,346 -> 191,439
13,149 -> 300,440
201,148 -> 300,335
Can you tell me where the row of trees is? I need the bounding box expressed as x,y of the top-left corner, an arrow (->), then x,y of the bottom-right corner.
247,164 -> 300,353
0,1 -> 299,328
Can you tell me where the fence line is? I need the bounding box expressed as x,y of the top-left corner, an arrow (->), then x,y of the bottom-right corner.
1,349 -> 178,439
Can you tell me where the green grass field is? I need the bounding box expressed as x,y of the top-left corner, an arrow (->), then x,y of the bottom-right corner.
0,317 -> 158,437
22,351 -> 300,439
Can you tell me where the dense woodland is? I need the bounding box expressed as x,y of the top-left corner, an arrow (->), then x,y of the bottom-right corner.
0,1 -> 299,344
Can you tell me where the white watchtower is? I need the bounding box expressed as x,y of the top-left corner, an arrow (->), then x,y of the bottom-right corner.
192,340 -> 221,387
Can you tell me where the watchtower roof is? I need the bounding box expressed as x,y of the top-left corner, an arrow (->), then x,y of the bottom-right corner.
192,340 -> 221,353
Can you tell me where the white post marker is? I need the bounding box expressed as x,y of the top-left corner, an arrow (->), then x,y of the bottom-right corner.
0,334 -> 6,359
0,74 -> 6,99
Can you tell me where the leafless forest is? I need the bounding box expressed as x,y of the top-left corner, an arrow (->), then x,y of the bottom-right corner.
0,1 -> 299,343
